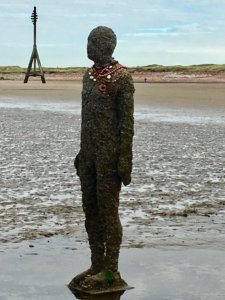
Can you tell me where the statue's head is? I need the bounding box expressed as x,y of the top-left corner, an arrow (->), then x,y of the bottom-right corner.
87,26 -> 117,66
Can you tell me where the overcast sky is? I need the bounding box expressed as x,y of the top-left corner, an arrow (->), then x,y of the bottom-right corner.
0,0 -> 225,67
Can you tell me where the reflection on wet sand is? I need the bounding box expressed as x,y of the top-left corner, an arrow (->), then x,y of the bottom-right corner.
70,290 -> 124,300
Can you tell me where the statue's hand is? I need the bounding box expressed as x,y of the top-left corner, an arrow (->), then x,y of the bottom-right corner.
118,157 -> 132,186
74,152 -> 80,176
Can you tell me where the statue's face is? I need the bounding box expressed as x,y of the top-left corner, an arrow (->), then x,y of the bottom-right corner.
87,26 -> 117,65
87,37 -> 103,63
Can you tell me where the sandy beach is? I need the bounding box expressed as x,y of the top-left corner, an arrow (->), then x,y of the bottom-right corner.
1,81 -> 225,247
1,80 -> 225,108
0,81 -> 225,299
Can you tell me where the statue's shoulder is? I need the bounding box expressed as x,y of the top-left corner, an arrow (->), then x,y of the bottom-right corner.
113,61 -> 133,84
113,62 -> 134,93
113,61 -> 128,76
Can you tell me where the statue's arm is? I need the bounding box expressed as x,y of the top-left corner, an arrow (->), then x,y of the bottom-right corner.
116,73 -> 135,186
74,71 -> 88,176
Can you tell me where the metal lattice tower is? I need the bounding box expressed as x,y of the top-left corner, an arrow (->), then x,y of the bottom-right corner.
24,6 -> 46,83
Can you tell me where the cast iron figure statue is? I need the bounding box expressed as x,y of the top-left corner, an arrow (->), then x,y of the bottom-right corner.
69,26 -> 134,294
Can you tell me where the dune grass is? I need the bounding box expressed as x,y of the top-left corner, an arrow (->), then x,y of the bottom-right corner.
129,64 -> 225,73
0,66 -> 86,74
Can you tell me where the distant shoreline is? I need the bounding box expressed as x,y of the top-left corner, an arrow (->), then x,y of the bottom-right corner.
1,71 -> 225,83
1,64 -> 225,83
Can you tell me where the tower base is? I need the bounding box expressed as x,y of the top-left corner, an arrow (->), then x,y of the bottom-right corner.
24,46 -> 46,83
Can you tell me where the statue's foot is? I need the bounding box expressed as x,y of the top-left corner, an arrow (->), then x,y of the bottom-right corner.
68,267 -> 99,288
81,270 -> 126,289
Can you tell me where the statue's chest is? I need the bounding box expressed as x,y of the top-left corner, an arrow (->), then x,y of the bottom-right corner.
82,78 -> 117,111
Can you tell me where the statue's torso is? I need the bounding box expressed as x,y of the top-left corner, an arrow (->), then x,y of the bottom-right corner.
80,62 -> 128,159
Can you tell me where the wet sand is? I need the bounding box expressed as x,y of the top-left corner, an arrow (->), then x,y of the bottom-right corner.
0,81 -> 225,299
1,80 -> 225,247
1,236 -> 225,300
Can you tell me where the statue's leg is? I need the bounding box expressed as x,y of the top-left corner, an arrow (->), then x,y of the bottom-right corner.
81,164 -> 105,272
97,171 -> 122,273
81,170 -> 124,288
70,164 -> 105,287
